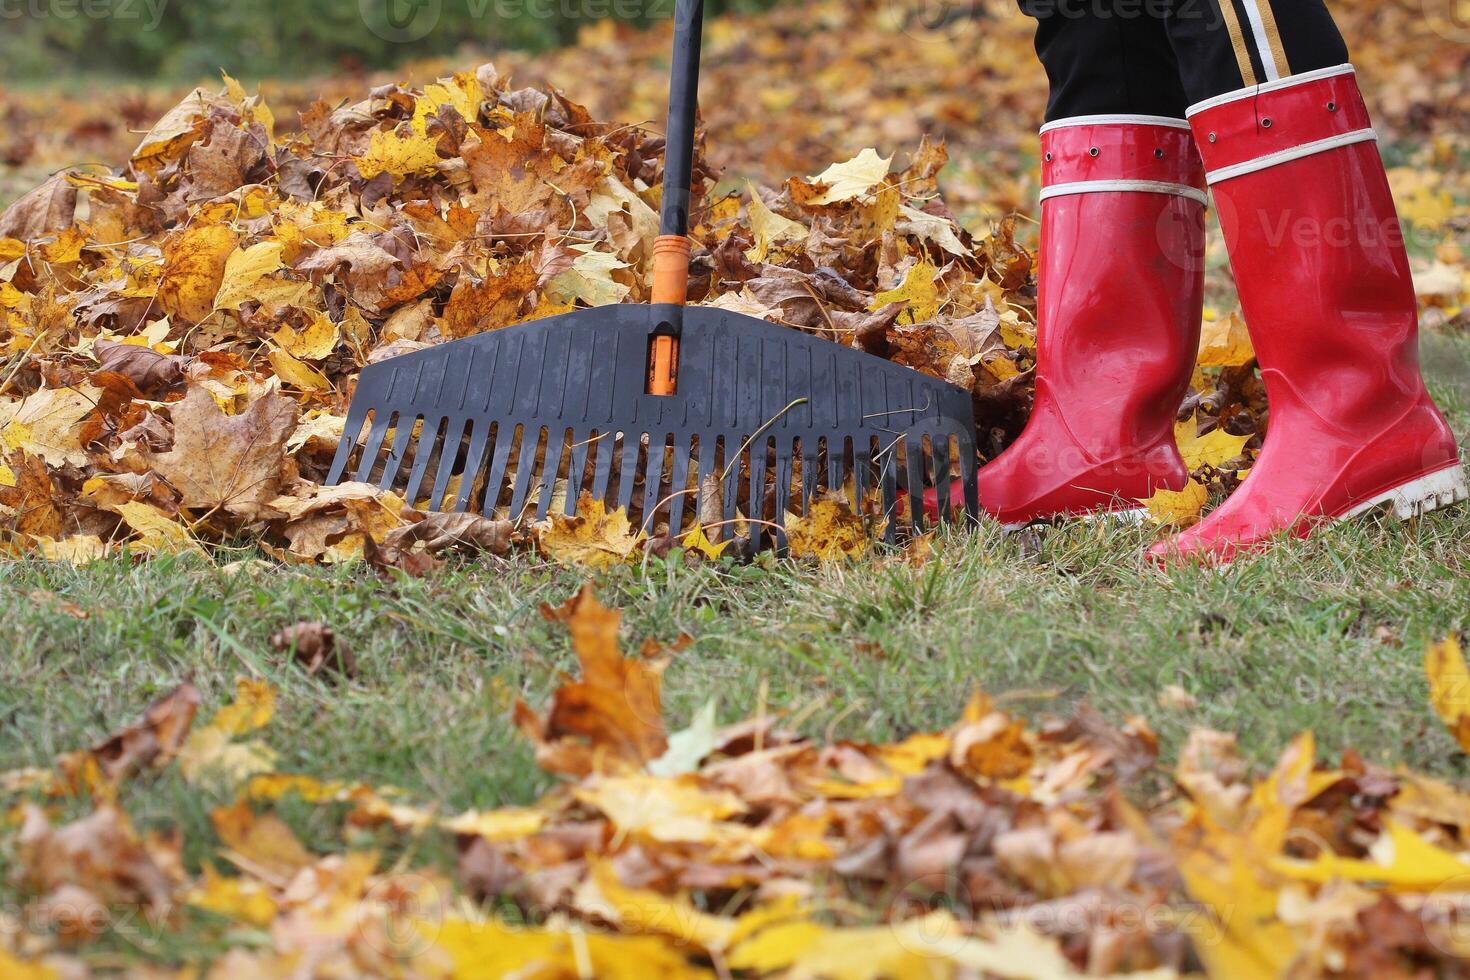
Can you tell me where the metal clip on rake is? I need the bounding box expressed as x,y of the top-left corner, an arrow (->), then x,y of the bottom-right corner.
327,0 -> 980,550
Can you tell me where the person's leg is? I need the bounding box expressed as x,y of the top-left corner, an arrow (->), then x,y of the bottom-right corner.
1165,0 -> 1348,104
1150,1 -> 1467,564
955,4 -> 1206,527
1023,0 -> 1190,121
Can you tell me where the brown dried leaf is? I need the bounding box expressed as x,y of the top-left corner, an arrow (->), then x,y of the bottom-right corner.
147,387 -> 298,518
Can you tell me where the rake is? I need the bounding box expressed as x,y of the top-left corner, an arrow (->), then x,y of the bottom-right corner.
326,0 -> 979,551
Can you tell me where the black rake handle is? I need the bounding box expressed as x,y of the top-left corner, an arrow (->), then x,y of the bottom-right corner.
660,0 -> 705,238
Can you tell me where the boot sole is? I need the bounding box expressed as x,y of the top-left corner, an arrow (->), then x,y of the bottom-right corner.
1339,464 -> 1470,523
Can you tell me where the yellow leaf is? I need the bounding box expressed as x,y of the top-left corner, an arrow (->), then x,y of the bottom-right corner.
1197,311 -> 1255,369
35,535 -> 110,565
1175,415 -> 1251,472
215,240 -> 301,311
177,678 -> 278,789
0,950 -> 57,980
1427,635 -> 1470,753
545,244 -> 631,307
680,524 -> 731,560
573,775 -> 747,845
575,861 -> 735,950
786,496 -> 872,560
274,312 -> 340,361
539,494 -> 645,568
186,864 -> 277,927
728,911 -> 965,979
801,148 -> 894,205
268,346 -> 332,392
430,918 -> 708,980
441,808 -> 547,842
1143,480 -> 1208,526
115,501 -> 207,557
357,123 -> 443,180
39,228 -> 85,265
0,385 -> 100,468
1270,819 -> 1470,891
158,223 -> 239,324
871,259 -> 941,326
746,183 -> 807,263
211,677 -> 276,737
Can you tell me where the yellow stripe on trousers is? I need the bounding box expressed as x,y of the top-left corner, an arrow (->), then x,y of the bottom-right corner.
1216,0 -> 1257,86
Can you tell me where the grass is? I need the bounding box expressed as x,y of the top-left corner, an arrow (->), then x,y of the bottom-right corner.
4,336 -> 1469,839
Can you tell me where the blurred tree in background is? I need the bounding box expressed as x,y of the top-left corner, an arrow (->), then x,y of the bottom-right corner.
0,0 -> 778,84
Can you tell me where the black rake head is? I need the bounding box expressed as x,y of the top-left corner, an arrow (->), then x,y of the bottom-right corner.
327,304 -> 980,552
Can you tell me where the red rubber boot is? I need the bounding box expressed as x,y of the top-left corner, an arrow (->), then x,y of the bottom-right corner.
926,117 -> 1208,528
1150,66 -> 1467,566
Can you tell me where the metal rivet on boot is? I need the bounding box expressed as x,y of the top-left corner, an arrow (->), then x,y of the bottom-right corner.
1327,101 -> 1337,112
1208,132 -> 1218,143
1154,149 -> 1166,159
1262,118 -> 1273,128
1044,152 -> 1053,162
1089,147 -> 1100,157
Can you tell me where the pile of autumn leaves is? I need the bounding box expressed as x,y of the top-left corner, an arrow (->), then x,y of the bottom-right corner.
8,588 -> 1470,977
0,61 -> 1267,566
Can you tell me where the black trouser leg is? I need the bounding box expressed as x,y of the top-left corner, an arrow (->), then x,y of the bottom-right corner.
1018,0 -> 1190,122
1165,0 -> 1350,105
1020,0 -> 1353,120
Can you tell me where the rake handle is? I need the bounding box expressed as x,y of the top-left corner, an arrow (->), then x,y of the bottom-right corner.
649,0 -> 703,394
659,0 -> 704,242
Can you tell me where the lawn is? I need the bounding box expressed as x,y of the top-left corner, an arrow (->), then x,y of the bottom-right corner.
4,1 -> 1470,973
5,331 -> 1467,822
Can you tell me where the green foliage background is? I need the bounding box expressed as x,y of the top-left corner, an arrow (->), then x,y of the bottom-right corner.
0,0 -> 778,84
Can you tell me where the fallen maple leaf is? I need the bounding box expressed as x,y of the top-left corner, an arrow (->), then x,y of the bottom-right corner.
516,586 -> 669,775
1426,635 -> 1470,753
147,386 -> 298,518
538,493 -> 645,568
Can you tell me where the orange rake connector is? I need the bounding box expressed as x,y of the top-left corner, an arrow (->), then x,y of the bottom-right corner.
648,234 -> 692,396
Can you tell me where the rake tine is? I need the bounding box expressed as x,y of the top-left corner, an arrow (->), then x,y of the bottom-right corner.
854,442 -> 872,516
354,411 -> 395,484
640,433 -> 670,530
722,437 -> 743,528
376,414 -> 420,492
960,442 -> 980,520
403,416 -> 445,508
828,439 -> 849,507
508,426 -> 546,517
429,417 -> 469,513
905,438 -> 927,532
481,426 -> 518,515
614,437 -> 641,513
880,452 -> 899,545
328,400 -> 371,485
748,437 -> 770,543
932,436 -> 954,525
771,441 -> 793,551
565,430 -> 593,517
534,429 -> 569,523
590,431 -> 614,504
801,443 -> 820,512
666,434 -> 693,537
453,420 -> 492,513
